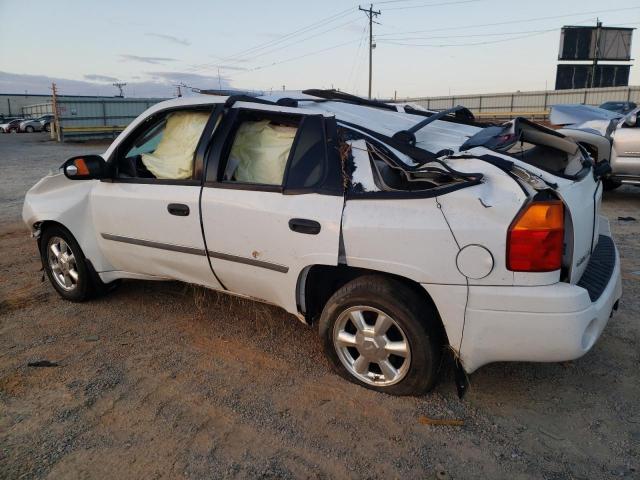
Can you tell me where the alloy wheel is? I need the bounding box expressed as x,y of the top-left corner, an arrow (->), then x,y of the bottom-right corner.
47,236 -> 79,291
333,306 -> 411,386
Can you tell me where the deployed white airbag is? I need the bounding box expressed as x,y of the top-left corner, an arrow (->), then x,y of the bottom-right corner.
228,120 -> 297,185
142,111 -> 209,179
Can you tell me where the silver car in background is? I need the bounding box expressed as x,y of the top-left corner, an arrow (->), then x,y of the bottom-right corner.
551,104 -> 640,190
19,114 -> 54,133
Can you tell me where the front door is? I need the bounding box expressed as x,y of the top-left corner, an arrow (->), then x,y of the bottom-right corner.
200,103 -> 345,314
91,105 -> 223,289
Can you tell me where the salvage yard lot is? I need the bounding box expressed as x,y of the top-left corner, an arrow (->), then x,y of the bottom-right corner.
1,133 -> 639,479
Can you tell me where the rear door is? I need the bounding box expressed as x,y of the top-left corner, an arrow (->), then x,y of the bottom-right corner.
200,103 -> 344,314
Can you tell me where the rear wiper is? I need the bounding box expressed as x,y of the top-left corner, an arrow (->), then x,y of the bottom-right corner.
392,105 -> 475,145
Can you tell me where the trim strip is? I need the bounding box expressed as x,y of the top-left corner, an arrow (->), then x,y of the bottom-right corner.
207,250 -> 289,273
100,233 -> 289,273
101,233 -> 206,256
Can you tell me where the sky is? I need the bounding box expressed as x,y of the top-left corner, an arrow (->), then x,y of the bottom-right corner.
0,0 -> 638,99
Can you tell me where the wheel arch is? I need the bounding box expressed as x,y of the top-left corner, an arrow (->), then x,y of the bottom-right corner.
297,264 -> 450,344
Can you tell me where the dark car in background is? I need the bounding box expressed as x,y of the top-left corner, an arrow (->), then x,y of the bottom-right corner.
599,101 -> 637,114
0,118 -> 24,133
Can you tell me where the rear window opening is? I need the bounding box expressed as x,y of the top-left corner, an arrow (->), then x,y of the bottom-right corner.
503,124 -> 587,179
506,141 -> 585,178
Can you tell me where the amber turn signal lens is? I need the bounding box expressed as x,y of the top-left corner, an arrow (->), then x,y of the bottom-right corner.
74,158 -> 89,176
507,200 -> 564,272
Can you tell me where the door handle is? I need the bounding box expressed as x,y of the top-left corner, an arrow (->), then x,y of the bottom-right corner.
167,203 -> 190,216
289,218 -> 321,235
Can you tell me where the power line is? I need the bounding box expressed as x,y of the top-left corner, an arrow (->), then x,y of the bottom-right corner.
346,24 -> 369,92
374,6 -> 640,37
188,7 -> 357,73
377,25 -> 589,41
384,0 -> 484,11
228,38 -> 361,80
379,27 -> 558,47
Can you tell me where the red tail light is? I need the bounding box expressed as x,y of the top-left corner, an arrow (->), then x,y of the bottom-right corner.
507,200 -> 564,272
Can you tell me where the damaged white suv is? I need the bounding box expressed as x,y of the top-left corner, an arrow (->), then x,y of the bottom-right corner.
23,90 -> 622,396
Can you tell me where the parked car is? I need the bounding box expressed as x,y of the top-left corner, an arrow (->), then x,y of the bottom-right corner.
0,118 -> 24,133
39,114 -> 54,132
23,90 -> 622,396
551,104 -> 640,190
599,101 -> 637,114
19,118 -> 45,133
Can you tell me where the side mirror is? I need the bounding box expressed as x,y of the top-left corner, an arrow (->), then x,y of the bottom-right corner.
624,114 -> 637,127
62,155 -> 107,180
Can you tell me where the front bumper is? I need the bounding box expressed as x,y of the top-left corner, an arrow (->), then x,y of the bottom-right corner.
460,220 -> 622,373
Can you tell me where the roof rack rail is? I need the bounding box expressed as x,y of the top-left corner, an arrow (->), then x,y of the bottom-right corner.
393,105 -> 475,145
200,88 -> 265,97
302,89 -> 397,112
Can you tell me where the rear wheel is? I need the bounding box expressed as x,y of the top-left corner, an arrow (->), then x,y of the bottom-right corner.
25,126 -> 34,133
319,275 -> 442,396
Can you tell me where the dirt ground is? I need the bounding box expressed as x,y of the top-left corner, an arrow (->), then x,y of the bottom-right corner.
1,133 -> 639,479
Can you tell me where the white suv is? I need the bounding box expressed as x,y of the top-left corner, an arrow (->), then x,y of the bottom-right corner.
23,90 -> 622,396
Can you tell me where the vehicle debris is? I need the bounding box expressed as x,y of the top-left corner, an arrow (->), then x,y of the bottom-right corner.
27,360 -> 59,368
418,416 -> 464,427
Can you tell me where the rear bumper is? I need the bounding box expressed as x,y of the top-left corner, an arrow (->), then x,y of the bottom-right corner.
459,222 -> 622,373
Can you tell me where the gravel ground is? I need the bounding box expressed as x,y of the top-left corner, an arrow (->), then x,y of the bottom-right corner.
1,133 -> 639,479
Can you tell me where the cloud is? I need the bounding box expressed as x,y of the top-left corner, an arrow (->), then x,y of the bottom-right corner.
145,32 -> 191,46
146,71 -> 233,89
84,74 -> 119,83
119,54 -> 177,65
0,70 -> 233,98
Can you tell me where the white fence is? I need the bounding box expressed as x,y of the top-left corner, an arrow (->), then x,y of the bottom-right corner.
392,85 -> 640,120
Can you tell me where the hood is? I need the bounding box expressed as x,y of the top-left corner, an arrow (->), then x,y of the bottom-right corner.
550,104 -> 622,137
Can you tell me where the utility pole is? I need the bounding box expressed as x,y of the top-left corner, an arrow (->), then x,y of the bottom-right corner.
51,82 -> 59,141
112,82 -> 127,98
359,4 -> 381,99
590,19 -> 602,89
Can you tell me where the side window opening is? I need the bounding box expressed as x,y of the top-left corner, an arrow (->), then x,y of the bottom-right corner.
338,127 -> 463,194
222,113 -> 299,186
118,109 -> 210,180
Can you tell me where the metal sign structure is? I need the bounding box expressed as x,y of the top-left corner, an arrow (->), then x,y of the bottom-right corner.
558,26 -> 633,61
556,23 -> 634,90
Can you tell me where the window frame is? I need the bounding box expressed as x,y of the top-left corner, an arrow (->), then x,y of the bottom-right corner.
204,106 -> 344,196
105,105 -> 221,186
206,108 -> 303,193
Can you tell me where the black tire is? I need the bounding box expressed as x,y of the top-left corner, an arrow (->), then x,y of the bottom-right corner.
603,178 -> 622,191
40,225 -> 114,301
319,275 -> 443,396
44,123 -> 51,132
25,126 -> 34,133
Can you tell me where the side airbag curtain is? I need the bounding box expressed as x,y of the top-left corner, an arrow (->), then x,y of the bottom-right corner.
142,111 -> 210,179
228,120 -> 296,185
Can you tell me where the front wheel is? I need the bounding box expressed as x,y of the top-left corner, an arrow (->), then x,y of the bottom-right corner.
319,275 -> 443,396
39,225 -> 118,301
